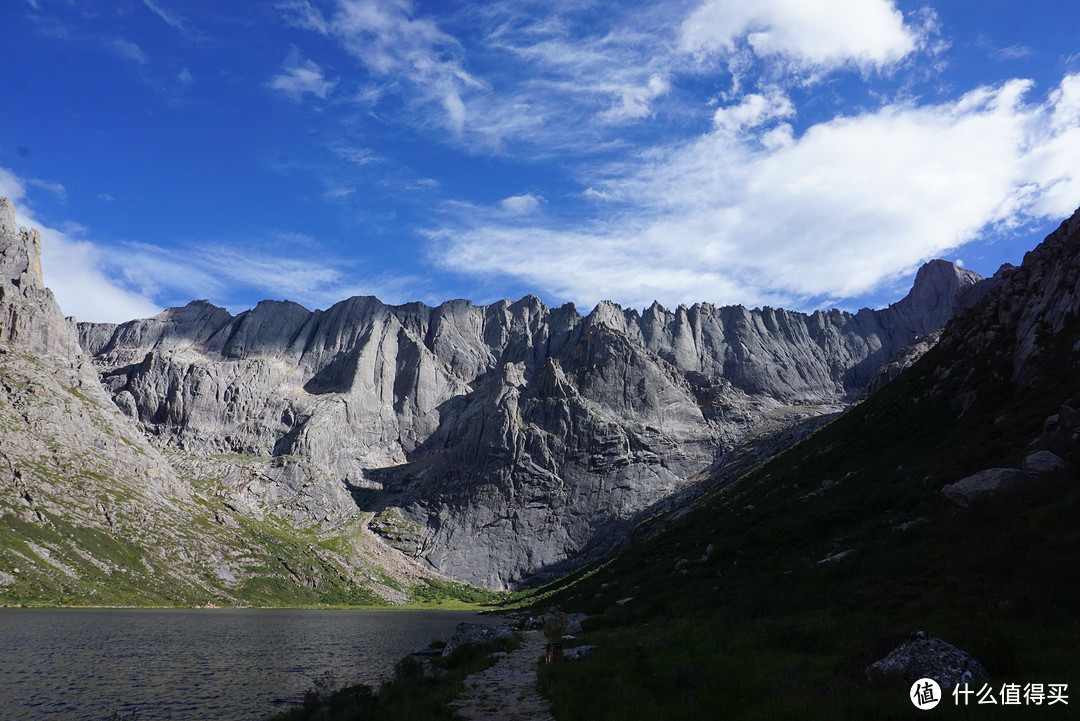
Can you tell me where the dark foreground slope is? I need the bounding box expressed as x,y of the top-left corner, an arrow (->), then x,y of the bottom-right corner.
530,210 -> 1080,720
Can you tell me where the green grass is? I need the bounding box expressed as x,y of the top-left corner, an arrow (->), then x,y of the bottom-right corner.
408,576 -> 509,606
0,510 -> 205,607
534,465 -> 1080,719
1,497 -> 505,609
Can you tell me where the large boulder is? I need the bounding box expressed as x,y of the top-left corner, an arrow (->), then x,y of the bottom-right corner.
866,631 -> 989,689
940,468 -> 1030,508
441,622 -> 514,657
1022,450 -> 1065,475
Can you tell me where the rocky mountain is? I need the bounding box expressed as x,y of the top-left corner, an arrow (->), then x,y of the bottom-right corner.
75,238 -> 985,588
0,197 -> 455,607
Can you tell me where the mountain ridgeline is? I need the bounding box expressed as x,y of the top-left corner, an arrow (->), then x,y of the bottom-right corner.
74,229 -> 985,589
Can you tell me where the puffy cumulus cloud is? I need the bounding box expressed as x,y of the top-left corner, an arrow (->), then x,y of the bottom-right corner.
269,50 -> 338,100
499,193 -> 544,215
0,167 -> 161,323
432,73 -> 1080,311
712,88 -> 793,132
680,0 -> 922,70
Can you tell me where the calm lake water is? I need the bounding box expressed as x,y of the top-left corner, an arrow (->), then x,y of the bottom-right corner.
0,608 -> 497,721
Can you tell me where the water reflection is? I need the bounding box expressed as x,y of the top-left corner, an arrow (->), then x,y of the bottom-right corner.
0,608 -> 492,721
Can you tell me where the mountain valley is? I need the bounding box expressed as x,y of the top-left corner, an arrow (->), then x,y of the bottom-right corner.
1,192 -> 1004,601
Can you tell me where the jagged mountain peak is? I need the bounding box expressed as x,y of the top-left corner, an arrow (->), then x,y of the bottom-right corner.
0,200 -> 75,357
898,258 -> 983,314
74,246 -> 986,587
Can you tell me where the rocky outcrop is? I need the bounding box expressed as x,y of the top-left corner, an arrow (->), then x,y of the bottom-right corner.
866,631 -> 989,689
1022,450 -> 1065,474
916,205 -> 1080,477
75,256 -> 986,588
935,208 -> 1080,392
859,329 -> 943,398
0,197 -> 78,358
940,468 -> 1032,508
441,622 -> 515,657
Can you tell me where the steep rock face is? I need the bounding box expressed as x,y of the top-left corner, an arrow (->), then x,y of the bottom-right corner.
0,197 -> 78,359
79,248 -> 986,587
0,196 -> 180,500
0,203 -> 436,606
925,206 -> 1080,461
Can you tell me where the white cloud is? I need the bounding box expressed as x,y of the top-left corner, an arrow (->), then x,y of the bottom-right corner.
0,167 -> 161,323
177,67 -> 194,84
712,88 -> 793,132
332,145 -> 378,166
26,178 -> 67,202
499,193 -> 544,215
680,0 -> 921,70
111,37 -> 148,65
996,44 -> 1032,61
431,73 -> 1080,311
278,0 -> 330,34
141,0 -> 184,31
116,241 -> 427,311
324,187 -> 356,200
269,50 -> 337,100
605,74 -> 671,121
1,167 -> 412,322
284,1 -> 682,146
309,0 -> 485,132
469,7 -> 686,147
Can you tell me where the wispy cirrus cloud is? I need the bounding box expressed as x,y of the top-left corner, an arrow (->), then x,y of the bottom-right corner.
282,0 -> 484,132
115,240 -> 430,311
141,0 -> 184,31
111,37 -> 149,65
276,0 -> 932,155
2,161 -> 430,320
27,178 -> 68,202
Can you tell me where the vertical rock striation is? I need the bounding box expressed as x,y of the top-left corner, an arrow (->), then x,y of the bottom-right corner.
0,197 -> 77,358
77,244 -> 987,587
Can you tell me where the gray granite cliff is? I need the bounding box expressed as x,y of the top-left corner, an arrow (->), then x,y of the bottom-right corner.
0,201 -> 438,605
76,246 -> 986,588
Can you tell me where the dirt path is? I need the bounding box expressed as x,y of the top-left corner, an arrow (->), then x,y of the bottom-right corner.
448,629 -> 555,721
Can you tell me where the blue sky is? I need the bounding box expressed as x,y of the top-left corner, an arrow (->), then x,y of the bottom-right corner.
2,0 -> 1079,323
